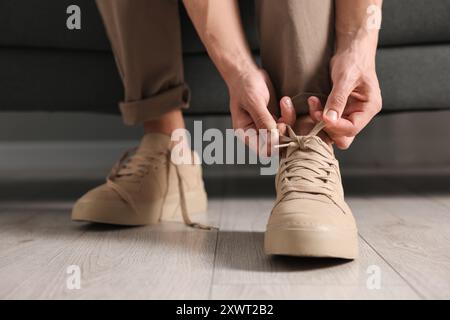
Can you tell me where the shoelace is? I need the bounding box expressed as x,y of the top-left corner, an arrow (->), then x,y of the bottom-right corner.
274,121 -> 337,203
108,147 -> 166,182
106,148 -> 216,230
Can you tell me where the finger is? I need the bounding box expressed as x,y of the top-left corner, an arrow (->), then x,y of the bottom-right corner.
235,126 -> 260,155
277,122 -> 287,136
309,95 -> 358,137
277,96 -> 296,128
346,106 -> 378,136
309,96 -> 356,139
308,96 -> 324,123
230,106 -> 252,132
263,128 -> 279,157
231,102 -> 278,158
247,102 -> 279,155
324,117 -> 359,137
329,135 -> 354,150
327,99 -> 379,138
323,81 -> 354,124
230,106 -> 259,150
247,102 -> 278,131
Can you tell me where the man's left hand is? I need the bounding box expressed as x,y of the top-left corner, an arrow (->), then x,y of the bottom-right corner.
308,48 -> 383,149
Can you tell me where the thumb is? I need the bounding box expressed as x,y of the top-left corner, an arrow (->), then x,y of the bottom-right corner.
323,83 -> 353,123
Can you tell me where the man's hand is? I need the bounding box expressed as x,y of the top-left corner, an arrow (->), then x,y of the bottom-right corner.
228,68 -> 276,134
308,39 -> 382,149
227,68 -> 296,154
307,0 -> 383,150
183,0 -> 295,155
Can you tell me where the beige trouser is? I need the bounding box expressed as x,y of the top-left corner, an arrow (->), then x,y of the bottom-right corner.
96,0 -> 334,125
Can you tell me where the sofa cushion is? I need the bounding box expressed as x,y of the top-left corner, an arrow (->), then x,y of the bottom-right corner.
379,0 -> 450,46
0,0 -> 110,51
0,0 -> 257,53
0,0 -> 449,53
1,45 -> 450,114
376,45 -> 450,112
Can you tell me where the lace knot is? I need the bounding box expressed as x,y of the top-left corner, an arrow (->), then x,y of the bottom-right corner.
275,121 -> 336,200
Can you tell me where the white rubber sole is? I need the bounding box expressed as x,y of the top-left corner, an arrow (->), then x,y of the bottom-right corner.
264,227 -> 358,259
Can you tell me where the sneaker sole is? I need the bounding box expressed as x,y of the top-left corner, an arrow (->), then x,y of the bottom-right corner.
264,227 -> 358,259
72,188 -> 207,226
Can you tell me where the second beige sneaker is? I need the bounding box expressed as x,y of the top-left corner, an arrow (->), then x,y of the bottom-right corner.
72,133 -> 209,228
264,121 -> 358,259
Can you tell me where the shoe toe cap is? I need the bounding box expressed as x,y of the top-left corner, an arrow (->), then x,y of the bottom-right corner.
268,197 -> 357,231
72,184 -> 137,225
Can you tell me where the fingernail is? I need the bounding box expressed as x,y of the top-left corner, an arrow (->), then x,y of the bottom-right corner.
284,97 -> 293,108
326,110 -> 338,121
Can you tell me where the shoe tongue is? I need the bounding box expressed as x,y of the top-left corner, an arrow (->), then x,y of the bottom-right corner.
137,132 -> 171,153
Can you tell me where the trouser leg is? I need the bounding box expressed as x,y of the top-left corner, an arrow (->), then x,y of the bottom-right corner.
255,0 -> 335,115
96,0 -> 189,125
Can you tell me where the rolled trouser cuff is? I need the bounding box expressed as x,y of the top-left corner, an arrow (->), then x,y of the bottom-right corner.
291,92 -> 329,115
119,84 -> 190,126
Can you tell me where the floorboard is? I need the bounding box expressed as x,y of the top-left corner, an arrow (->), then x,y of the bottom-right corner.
210,197 -> 418,299
0,200 -> 221,299
1,175 -> 448,299
350,177 -> 450,299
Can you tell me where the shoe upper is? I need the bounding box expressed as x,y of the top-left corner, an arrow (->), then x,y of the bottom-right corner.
268,122 -> 356,232
75,132 -> 209,228
107,134 -> 170,202
105,133 -> 172,214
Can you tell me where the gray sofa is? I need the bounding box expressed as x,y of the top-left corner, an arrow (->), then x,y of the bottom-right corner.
1,0 -> 450,116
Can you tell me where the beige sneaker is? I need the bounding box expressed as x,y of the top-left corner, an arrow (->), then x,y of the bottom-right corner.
264,121 -> 358,259
72,133 -> 210,228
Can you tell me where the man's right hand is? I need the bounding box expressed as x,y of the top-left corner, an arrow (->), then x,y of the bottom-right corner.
227,67 -> 296,155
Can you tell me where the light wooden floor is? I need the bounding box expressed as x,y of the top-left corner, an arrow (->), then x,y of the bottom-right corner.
0,176 -> 449,299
